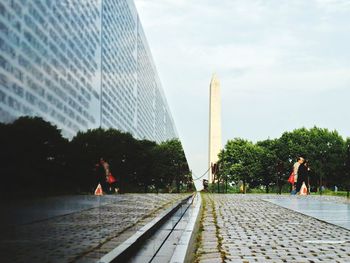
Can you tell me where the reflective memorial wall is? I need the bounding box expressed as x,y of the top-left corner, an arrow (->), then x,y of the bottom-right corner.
0,0 -> 177,142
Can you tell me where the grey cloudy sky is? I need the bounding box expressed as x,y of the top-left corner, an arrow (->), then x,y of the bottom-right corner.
134,0 -> 350,186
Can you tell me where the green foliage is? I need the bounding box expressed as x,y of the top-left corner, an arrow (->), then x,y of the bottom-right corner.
278,127 -> 346,189
218,127 -> 350,193
344,138 -> 350,194
309,189 -> 348,196
218,139 -> 263,193
256,139 -> 279,192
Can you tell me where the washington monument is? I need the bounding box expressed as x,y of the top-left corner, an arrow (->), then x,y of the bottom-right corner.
208,74 -> 222,183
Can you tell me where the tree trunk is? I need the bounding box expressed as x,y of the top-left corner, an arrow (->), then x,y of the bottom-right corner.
265,184 -> 269,193
243,179 -> 246,194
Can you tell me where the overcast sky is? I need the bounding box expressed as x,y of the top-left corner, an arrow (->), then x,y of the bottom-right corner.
134,0 -> 350,188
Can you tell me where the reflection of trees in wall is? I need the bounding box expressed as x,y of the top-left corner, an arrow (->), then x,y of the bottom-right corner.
0,117 -> 191,198
0,117 -> 68,196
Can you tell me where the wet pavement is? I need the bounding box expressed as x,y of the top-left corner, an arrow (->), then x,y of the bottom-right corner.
196,194 -> 350,263
266,197 -> 350,230
0,195 -> 117,226
0,194 -> 187,263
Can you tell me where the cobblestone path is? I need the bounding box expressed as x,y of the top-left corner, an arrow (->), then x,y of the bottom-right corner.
0,194 -> 187,263
196,194 -> 350,263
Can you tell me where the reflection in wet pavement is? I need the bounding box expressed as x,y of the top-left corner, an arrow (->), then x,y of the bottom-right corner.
266,197 -> 350,230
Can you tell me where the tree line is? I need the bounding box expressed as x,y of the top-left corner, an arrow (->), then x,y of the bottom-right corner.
0,117 -> 192,198
217,127 -> 350,194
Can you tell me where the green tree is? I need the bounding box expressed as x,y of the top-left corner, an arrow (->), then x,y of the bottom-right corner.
279,127 -> 345,190
219,139 -> 263,193
218,127 -> 347,193
344,138 -> 350,197
256,139 -> 279,193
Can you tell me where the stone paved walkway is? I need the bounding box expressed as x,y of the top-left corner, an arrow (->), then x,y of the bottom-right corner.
0,194 -> 187,263
196,194 -> 350,263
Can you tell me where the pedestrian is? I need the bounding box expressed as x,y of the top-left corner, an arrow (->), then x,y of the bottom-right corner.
290,183 -> 297,195
289,157 -> 304,195
296,159 -> 309,194
95,158 -> 108,194
293,157 -> 304,192
305,161 -> 311,194
293,157 -> 304,185
106,169 -> 117,194
100,158 -> 117,194
288,169 -> 296,195
203,179 -> 209,192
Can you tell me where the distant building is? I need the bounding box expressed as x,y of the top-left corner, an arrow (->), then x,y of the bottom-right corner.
0,0 -> 177,142
208,74 -> 222,183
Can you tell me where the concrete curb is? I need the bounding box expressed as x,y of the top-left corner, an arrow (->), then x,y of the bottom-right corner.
98,194 -> 193,263
170,192 -> 202,263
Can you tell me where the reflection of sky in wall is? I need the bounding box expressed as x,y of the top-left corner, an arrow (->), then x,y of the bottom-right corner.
135,0 -> 350,185
0,0 -> 103,137
0,0 -> 177,142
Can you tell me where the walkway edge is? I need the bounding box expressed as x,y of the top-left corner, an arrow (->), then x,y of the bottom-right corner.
170,192 -> 202,263
98,194 -> 193,263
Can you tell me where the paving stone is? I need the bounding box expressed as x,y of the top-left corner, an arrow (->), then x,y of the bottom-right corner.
198,258 -> 223,263
196,194 -> 350,263
0,194 -> 187,263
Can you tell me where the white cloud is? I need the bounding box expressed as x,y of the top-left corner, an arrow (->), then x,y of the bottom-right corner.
315,0 -> 350,12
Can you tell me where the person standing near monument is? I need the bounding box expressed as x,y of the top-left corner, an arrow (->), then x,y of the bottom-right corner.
295,157 -> 307,193
297,160 -> 310,194
290,157 -> 304,194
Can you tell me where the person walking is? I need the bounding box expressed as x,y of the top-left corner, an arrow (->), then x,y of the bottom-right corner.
95,158 -> 108,194
293,157 -> 304,185
305,161 -> 311,194
296,159 -> 308,194
290,157 -> 304,194
100,158 -> 118,194
94,158 -> 114,193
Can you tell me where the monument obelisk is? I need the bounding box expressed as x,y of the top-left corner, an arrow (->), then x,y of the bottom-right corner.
208,74 -> 222,183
